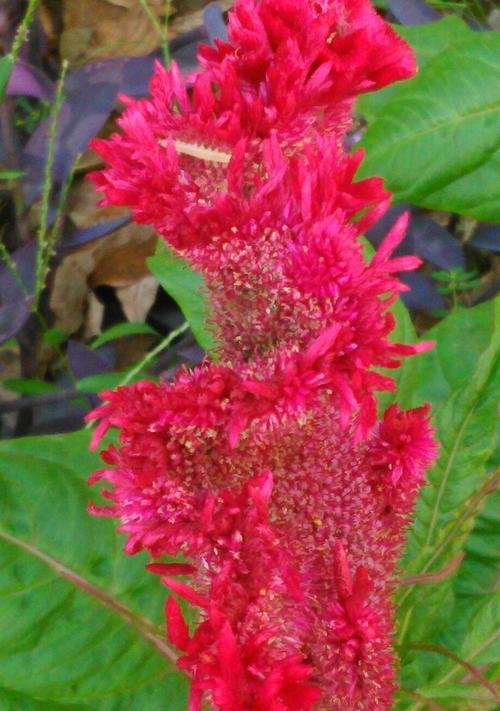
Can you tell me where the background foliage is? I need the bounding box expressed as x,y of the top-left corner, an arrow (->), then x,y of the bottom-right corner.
0,1 -> 498,709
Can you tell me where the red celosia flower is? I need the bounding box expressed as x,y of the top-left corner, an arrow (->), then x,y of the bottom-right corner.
86,1 -> 438,709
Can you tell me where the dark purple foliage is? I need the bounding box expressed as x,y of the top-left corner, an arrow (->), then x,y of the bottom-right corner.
61,215 -> 132,254
367,205 -> 463,270
20,10 -> 227,204
7,59 -> 54,100
366,204 -> 463,310
406,212 -> 464,270
387,0 -> 441,25
400,272 -> 445,310
469,224 -> 500,253
203,2 -> 228,44
67,340 -> 114,379
0,297 -> 33,345
0,241 -> 37,303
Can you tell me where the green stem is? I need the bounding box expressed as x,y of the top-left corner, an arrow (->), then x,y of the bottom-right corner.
33,60 -> 68,312
84,321 -> 189,431
0,239 -> 29,298
43,152 -> 79,286
138,0 -> 171,67
10,0 -> 40,57
120,320 -> 189,386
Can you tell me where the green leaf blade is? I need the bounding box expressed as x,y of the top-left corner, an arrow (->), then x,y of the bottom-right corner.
359,33 -> 500,221
0,55 -> 14,105
90,323 -> 159,350
396,300 -> 500,707
0,432 -> 188,709
148,244 -> 216,353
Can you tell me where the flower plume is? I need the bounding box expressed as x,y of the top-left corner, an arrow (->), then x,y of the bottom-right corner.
86,1 -> 437,709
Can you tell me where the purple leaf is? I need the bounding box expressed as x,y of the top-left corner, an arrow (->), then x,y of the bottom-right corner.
203,3 -> 228,44
21,34 -> 203,204
0,296 -> 33,345
67,340 -> 114,380
469,224 -> 500,253
400,272 -> 445,311
365,204 -> 408,248
366,205 -> 464,270
387,0 -> 441,25
61,215 -> 131,254
7,59 -> 54,100
178,342 -> 205,367
0,241 -> 37,303
408,212 -> 464,270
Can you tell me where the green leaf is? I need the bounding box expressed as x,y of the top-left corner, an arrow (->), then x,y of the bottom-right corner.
399,301 -> 499,635
358,17 -> 473,122
43,328 -> 67,347
414,682 -> 496,703
0,170 -> 25,181
90,322 -> 159,350
3,378 -> 60,396
148,244 -> 216,352
454,491 -> 500,600
413,301 -> 496,405
0,55 -> 14,105
0,432 -> 188,709
377,295 -> 418,413
405,598 -> 500,711
0,687 -> 88,710
359,33 -> 500,221
363,237 -> 418,414
76,371 -> 151,393
395,301 -> 499,702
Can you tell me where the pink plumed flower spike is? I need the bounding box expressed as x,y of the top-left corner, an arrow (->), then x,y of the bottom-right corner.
86,1 -> 438,710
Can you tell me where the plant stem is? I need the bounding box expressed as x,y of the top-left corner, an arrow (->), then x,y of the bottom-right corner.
0,238 -> 29,297
10,0 -> 40,57
84,321 -> 190,432
138,0 -> 171,67
120,320 -> 189,386
43,152 -> 79,285
33,59 -> 68,312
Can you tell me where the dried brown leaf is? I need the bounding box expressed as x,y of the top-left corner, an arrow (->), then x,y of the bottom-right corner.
60,0 -> 172,63
50,180 -> 157,336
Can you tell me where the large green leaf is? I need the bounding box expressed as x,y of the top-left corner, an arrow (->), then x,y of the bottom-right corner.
359,33 -> 500,221
377,295 -> 418,413
148,243 -> 215,353
413,300 -> 496,405
399,300 -> 498,634
454,490 -> 500,600
358,17 -> 473,122
0,432 -> 188,709
363,238 -> 417,414
395,300 -> 499,708
399,596 -> 500,711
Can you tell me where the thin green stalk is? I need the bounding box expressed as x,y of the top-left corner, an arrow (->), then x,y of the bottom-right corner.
120,320 -> 189,386
138,0 -> 171,67
11,0 -> 40,57
84,321 -> 189,431
0,238 -> 28,297
0,236 -> 78,386
42,152 -> 79,286
33,59 -> 68,312
0,0 -> 41,104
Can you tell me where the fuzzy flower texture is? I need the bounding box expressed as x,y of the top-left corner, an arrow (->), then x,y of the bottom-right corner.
87,1 -> 438,709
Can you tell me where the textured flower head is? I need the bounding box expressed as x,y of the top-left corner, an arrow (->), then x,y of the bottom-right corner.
86,2 -> 438,709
